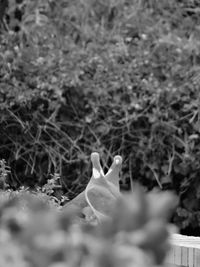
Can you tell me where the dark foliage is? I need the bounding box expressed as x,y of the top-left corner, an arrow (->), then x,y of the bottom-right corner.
0,0 -> 200,232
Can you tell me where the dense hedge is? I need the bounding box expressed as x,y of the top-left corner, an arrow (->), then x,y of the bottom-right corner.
1,0 -> 200,233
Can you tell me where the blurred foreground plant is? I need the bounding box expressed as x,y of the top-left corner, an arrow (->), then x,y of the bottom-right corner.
0,182 -> 177,267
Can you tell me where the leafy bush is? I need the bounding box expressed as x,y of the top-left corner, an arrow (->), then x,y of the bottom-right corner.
0,159 -> 10,189
0,186 -> 177,267
0,0 -> 200,232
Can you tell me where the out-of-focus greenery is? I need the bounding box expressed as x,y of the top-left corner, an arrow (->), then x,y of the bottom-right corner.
0,186 -> 177,267
0,0 -> 200,232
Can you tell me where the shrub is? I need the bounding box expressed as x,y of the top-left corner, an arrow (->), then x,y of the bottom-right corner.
0,186 -> 177,267
0,0 -> 200,232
